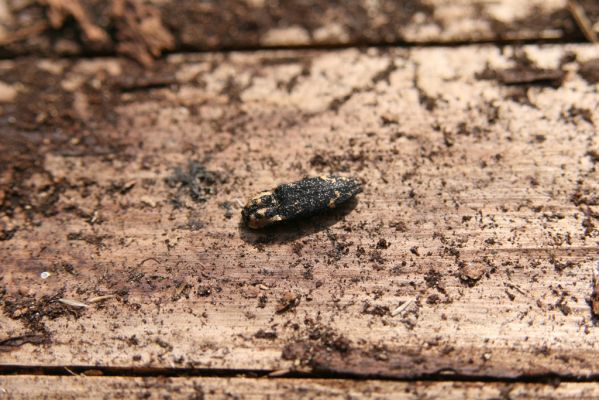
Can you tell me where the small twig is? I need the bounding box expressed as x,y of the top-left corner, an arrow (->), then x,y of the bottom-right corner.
568,0 -> 598,43
138,257 -> 160,267
63,367 -> 78,376
504,283 -> 527,296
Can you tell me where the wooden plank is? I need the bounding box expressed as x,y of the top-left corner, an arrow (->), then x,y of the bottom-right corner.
0,44 -> 598,378
0,376 -> 598,400
0,1 -> 596,62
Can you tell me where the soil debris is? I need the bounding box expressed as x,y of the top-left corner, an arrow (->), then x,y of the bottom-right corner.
498,67 -> 565,87
1,291 -> 86,345
281,322 -> 351,368
41,0 -> 111,46
111,0 -> 175,67
0,334 -> 48,351
255,329 -> 278,340
362,303 -> 390,317
579,58 -> 599,84
458,262 -> 486,286
35,0 -> 173,65
424,270 -> 445,294
165,161 -> 222,204
591,270 -> 599,317
276,292 -> 300,314
0,227 -> 18,241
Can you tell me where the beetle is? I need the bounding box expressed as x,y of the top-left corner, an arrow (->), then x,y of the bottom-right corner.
242,175 -> 362,229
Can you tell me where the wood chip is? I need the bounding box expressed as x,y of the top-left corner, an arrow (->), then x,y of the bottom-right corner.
89,210 -> 99,224
140,196 -> 157,207
58,298 -> 89,308
498,67 -> 565,87
268,368 -> 290,377
87,295 -> 117,304
391,299 -> 414,317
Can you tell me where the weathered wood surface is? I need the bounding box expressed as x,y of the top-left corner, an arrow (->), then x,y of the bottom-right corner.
0,44 -> 598,379
0,0 -> 597,62
1,376 -> 599,400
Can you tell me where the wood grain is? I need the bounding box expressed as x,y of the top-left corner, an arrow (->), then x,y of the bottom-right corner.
0,44 -> 598,379
1,376 -> 598,400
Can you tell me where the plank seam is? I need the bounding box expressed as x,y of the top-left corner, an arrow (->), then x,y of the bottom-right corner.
0,365 -> 598,384
0,36 -> 593,61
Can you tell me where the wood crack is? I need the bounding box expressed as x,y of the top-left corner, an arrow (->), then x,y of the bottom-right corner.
0,364 -> 598,384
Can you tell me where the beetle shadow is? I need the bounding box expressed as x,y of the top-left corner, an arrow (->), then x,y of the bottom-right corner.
238,198 -> 359,245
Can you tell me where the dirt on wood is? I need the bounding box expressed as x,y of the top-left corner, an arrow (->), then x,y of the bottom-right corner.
578,58 -> 599,84
0,44 -> 597,379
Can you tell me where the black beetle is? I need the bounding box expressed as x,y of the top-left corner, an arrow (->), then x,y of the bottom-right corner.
242,175 -> 362,229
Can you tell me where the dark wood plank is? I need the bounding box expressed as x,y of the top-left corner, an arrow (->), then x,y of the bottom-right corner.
0,1 -> 596,63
